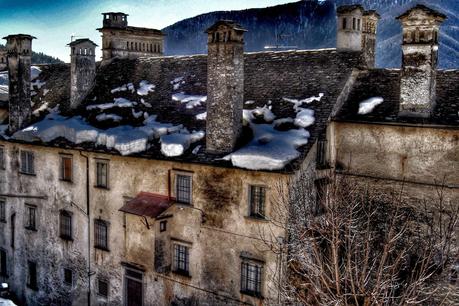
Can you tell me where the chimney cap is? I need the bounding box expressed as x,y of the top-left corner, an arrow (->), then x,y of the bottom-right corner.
205,20 -> 247,34
67,38 -> 98,47
337,5 -> 364,14
396,5 -> 447,21
101,12 -> 129,16
2,34 -> 36,40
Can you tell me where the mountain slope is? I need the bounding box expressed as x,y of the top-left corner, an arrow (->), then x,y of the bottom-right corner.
162,0 -> 458,68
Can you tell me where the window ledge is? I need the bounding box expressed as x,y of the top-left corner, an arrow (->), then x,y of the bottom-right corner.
60,179 -> 73,184
240,290 -> 263,299
19,172 -> 36,177
94,246 -> 110,252
172,270 -> 191,278
93,185 -> 110,191
245,216 -> 269,222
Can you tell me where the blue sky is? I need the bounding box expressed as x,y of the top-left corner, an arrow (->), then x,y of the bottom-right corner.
0,0 -> 294,62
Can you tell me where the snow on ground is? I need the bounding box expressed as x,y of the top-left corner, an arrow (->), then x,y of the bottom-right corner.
12,109 -> 191,156
137,80 -> 155,96
160,130 -> 205,157
196,112 -> 207,120
225,107 -> 310,171
96,113 -> 122,122
358,97 -> 384,115
172,93 -> 207,109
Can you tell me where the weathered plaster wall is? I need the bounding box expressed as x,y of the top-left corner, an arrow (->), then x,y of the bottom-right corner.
332,122 -> 459,203
0,141 -> 291,305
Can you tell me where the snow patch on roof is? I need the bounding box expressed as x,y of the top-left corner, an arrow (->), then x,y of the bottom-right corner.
172,93 -> 207,109
196,112 -> 207,120
160,130 -> 205,157
137,80 -> 155,96
252,105 -> 276,122
358,97 -> 384,115
96,113 -> 122,122
294,108 -> 315,128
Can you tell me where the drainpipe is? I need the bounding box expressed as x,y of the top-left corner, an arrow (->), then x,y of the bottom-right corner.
80,151 -> 91,306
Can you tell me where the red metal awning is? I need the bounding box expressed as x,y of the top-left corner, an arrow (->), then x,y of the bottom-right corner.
119,192 -> 174,218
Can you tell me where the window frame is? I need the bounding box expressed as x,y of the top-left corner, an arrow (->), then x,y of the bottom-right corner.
0,198 -> 6,223
97,278 -> 109,298
175,173 -> 192,205
25,204 -> 37,231
240,259 -> 264,298
95,159 -> 109,189
172,242 -> 191,277
159,220 -> 167,232
59,210 -> 73,241
20,150 -> 35,175
94,219 -> 109,251
248,185 -> 267,219
60,154 -> 73,182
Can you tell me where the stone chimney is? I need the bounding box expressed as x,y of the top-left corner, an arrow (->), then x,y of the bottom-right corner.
361,10 -> 380,67
102,12 -> 128,29
68,39 -> 98,109
396,5 -> 446,117
336,5 -> 364,52
205,21 -> 247,154
3,34 -> 36,133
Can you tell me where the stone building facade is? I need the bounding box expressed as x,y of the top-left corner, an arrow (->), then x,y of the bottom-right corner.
98,12 -> 165,62
0,4 -> 457,306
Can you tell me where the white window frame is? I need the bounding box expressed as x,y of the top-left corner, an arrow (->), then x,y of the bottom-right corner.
20,150 -> 35,175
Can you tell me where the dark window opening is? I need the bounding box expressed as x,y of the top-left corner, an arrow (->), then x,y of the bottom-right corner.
176,174 -> 192,204
60,210 -> 73,240
95,219 -> 109,250
25,205 -> 37,231
64,268 -> 73,285
98,279 -> 109,297
0,146 -> 4,170
249,185 -> 266,218
173,244 -> 190,276
357,19 -> 361,31
0,249 -> 7,277
353,17 -> 356,30
316,139 -> 329,169
241,260 -> 263,297
10,214 -> 15,249
160,220 -> 167,232
0,199 -> 6,222
342,18 -> 347,30
27,261 -> 38,290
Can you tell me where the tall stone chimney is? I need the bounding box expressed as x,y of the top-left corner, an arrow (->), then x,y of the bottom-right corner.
362,10 -> 380,67
68,39 -> 97,109
3,34 -> 35,133
336,5 -> 364,52
205,21 -> 247,154
396,5 -> 446,117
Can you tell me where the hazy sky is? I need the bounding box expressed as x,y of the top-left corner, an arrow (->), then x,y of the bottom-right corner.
0,0 -> 294,62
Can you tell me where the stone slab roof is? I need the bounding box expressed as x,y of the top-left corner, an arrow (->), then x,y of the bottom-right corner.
333,69 -> 459,126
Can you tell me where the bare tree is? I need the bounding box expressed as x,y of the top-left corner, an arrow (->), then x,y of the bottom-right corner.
264,174 -> 458,305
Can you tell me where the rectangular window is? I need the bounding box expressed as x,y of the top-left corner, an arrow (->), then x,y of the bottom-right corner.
160,220 -> 167,232
0,249 -> 7,277
0,199 -> 6,222
95,219 -> 109,250
64,268 -> 73,286
241,260 -> 263,297
98,279 -> 109,298
60,211 -> 72,240
60,155 -> 73,182
95,160 -> 109,188
27,261 -> 38,290
357,19 -> 361,31
0,146 -> 5,169
25,205 -> 37,230
353,17 -> 356,30
249,185 -> 266,218
176,174 -> 192,204
342,18 -> 347,30
20,150 -> 35,175
173,244 -> 190,276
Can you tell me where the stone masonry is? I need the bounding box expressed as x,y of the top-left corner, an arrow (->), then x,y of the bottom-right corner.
205,21 -> 247,154
3,34 -> 35,133
397,5 -> 447,117
68,39 -> 97,109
